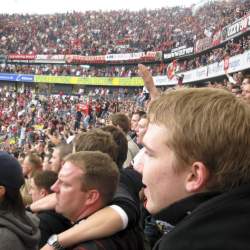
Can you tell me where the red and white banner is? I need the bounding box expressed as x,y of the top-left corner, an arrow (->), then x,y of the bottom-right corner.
105,51 -> 162,62
8,54 -> 36,60
167,60 -> 177,80
212,30 -> 222,46
65,55 -> 106,64
195,37 -> 213,53
65,51 -> 162,64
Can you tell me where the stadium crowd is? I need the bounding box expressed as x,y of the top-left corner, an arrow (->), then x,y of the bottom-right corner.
1,34 -> 250,77
0,0 -> 249,55
0,66 -> 249,160
0,64 -> 249,249
0,1 -> 250,250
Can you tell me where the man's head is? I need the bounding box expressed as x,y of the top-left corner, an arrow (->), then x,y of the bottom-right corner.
50,143 -> 73,173
142,88 -> 250,214
51,151 -> 119,222
22,153 -> 42,178
242,77 -> 250,86
130,111 -> 146,131
110,113 -> 130,135
242,82 -> 250,104
30,170 -> 58,202
135,114 -> 149,145
101,125 -> 128,169
74,129 -> 118,165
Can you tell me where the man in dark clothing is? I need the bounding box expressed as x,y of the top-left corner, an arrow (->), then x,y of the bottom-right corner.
50,151 -> 144,250
39,129 -> 144,250
142,88 -> 250,250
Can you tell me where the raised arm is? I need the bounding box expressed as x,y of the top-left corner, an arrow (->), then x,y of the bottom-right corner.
138,63 -> 160,101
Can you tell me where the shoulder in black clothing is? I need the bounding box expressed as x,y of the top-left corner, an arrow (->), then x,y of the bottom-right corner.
112,167 -> 143,227
38,209 -> 71,248
71,226 -> 145,250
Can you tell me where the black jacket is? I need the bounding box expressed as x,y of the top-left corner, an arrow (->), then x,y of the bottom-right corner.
153,184 -> 250,250
38,210 -> 71,248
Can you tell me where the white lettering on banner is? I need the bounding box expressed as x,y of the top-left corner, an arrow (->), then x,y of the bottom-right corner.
65,55 -> 105,63
164,47 -> 193,59
8,54 -> 36,60
225,14 -> 250,39
105,51 -> 162,61
153,76 -> 177,86
33,60 -> 65,64
105,52 -> 144,61
229,59 -> 241,70
181,50 -> 250,83
195,67 -> 207,79
36,55 -> 65,60
207,61 -> 224,77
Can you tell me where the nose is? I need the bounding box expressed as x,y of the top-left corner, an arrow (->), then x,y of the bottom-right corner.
133,148 -> 146,174
51,179 -> 59,193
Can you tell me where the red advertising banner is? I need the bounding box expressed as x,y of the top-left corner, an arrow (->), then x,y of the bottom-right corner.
195,37 -> 213,53
65,55 -> 106,64
8,54 -> 36,60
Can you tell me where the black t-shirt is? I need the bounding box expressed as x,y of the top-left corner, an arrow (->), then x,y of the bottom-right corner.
112,167 -> 143,227
71,226 -> 145,250
38,210 -> 71,248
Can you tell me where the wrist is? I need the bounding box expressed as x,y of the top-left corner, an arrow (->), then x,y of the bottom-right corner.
47,234 -> 65,250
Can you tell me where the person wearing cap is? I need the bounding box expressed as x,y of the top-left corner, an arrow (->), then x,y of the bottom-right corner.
0,151 -> 40,250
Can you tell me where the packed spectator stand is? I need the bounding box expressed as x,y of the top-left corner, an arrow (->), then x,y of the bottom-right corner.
0,0 -> 249,86
0,0 -> 250,155
0,1 -> 250,249
0,0 -> 249,55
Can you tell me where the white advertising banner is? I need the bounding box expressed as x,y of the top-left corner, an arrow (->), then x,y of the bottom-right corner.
155,50 -> 250,85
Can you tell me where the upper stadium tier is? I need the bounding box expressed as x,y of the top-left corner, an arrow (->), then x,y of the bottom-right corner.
0,0 -> 249,56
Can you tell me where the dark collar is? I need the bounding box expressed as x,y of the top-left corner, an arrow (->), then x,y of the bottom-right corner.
154,192 -> 220,226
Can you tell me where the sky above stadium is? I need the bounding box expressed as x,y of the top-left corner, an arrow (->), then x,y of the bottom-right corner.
1,0 -> 200,14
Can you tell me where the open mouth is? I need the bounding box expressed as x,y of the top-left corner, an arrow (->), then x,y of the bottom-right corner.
142,185 -> 148,208
143,195 -> 147,208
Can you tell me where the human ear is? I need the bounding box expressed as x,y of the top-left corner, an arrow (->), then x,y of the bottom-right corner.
185,162 -> 210,193
86,189 -> 100,206
40,188 -> 49,198
0,186 -> 6,199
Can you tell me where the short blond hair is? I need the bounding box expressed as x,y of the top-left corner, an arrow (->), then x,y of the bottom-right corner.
148,87 -> 250,191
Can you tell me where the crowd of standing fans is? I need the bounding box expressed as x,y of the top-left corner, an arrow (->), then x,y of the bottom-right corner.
0,0 -> 249,55
0,1 -> 250,249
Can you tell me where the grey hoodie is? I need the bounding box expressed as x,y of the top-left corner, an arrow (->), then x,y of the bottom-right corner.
0,210 -> 40,250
